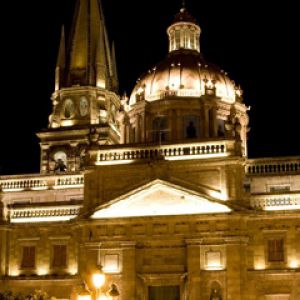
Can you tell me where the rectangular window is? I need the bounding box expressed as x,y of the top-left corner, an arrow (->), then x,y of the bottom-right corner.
268,239 -> 284,262
52,244 -> 67,268
21,246 -> 35,269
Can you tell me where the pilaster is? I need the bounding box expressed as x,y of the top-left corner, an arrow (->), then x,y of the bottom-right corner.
121,242 -> 136,300
186,239 -> 201,300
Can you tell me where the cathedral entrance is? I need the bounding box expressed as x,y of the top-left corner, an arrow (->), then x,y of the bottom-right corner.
148,286 -> 180,300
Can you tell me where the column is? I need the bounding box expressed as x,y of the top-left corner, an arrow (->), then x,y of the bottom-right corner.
171,109 -> 177,141
225,237 -> 248,300
70,142 -> 79,172
135,115 -> 140,143
186,239 -> 201,300
40,144 -> 50,174
121,242 -> 136,300
176,110 -> 184,140
0,226 -> 9,276
140,114 -> 145,143
211,107 -> 218,137
129,124 -> 135,143
203,105 -> 210,138
119,124 -> 126,144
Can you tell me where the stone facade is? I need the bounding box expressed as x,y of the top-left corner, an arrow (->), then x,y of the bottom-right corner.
0,1 -> 299,300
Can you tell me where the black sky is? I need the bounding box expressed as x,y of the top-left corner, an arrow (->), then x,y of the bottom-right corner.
1,0 -> 299,175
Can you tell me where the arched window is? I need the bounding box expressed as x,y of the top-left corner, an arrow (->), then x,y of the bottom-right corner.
184,116 -> 199,139
152,116 -> 169,143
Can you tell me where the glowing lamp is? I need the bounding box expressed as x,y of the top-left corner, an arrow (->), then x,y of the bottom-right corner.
289,260 -> 299,269
254,261 -> 265,270
92,266 -> 105,289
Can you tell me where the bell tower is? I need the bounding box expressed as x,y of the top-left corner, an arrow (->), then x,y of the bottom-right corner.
37,0 -> 120,174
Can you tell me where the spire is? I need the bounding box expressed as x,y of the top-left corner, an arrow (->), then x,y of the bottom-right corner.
60,0 -> 115,89
95,22 -> 108,89
182,0 -> 186,9
56,26 -> 66,68
55,26 -> 66,91
111,41 -> 119,91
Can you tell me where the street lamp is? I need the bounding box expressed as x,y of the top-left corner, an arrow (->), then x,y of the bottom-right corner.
92,266 -> 119,300
92,265 -> 106,300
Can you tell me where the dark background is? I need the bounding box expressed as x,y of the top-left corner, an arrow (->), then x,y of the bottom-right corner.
1,0 -> 299,175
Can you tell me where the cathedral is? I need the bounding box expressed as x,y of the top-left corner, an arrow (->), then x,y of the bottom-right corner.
0,1 -> 299,299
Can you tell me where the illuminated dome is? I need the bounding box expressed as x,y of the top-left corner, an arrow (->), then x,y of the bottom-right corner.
129,8 -> 239,108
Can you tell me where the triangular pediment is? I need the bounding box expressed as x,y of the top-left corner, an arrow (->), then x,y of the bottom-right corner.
91,180 -> 231,219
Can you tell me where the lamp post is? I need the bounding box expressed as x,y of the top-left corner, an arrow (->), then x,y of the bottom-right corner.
91,266 -> 120,300
92,266 -> 106,300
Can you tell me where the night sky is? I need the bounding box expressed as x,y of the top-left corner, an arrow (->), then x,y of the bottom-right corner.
1,0 -> 299,175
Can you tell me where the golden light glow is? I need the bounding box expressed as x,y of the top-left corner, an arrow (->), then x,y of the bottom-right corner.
9,268 -> 20,277
96,159 -> 135,166
96,79 -> 106,89
204,250 -> 224,270
205,266 -> 224,271
68,264 -> 78,275
37,266 -> 49,276
92,271 -> 105,289
11,216 -> 78,223
165,152 -> 229,161
265,204 -> 300,211
2,188 -> 24,192
61,120 -> 75,127
254,260 -> 265,270
31,186 -> 48,191
78,291 -> 91,300
130,73 -> 236,107
98,295 -> 108,300
92,182 -> 231,219
208,190 -> 228,201
289,259 -> 299,269
53,184 -> 83,190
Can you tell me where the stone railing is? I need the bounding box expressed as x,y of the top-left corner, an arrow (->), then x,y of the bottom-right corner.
55,175 -> 84,188
246,157 -> 300,175
0,173 -> 84,192
10,205 -> 81,223
0,178 -> 48,191
96,140 -> 236,164
251,193 -> 300,210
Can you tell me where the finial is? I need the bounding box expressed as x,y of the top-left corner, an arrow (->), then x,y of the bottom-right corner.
180,0 -> 186,12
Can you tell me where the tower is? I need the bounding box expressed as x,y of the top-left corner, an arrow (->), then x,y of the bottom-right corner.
37,0 -> 120,174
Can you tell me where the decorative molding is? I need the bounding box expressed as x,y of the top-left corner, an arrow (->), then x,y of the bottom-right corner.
49,235 -> 71,240
17,237 -> 41,242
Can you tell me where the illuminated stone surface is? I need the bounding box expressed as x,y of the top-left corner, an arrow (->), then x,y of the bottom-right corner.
0,1 -> 300,300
